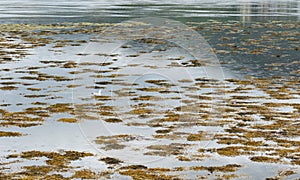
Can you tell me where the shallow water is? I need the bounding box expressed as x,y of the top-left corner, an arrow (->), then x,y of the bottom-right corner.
0,1 -> 300,179
1,0 -> 299,78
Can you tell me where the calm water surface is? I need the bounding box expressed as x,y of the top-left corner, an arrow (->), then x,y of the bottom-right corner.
0,0 -> 299,24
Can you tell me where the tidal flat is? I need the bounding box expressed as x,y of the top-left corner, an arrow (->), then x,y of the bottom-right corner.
0,20 -> 299,179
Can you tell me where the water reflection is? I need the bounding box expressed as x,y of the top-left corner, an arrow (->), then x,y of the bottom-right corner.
240,0 -> 300,22
0,0 -> 299,23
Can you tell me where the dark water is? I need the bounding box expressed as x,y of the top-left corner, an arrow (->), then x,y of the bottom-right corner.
0,0 -> 299,24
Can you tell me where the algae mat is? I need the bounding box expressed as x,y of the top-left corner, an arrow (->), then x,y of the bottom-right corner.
0,19 -> 299,179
